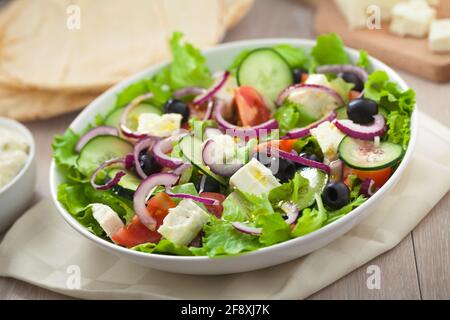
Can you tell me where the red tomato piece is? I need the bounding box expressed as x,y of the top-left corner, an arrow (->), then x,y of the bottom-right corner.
199,192 -> 226,218
234,86 -> 271,127
111,216 -> 161,248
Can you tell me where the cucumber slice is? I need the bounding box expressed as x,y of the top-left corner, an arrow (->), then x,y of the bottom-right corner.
237,48 -> 293,102
338,136 -> 403,170
178,135 -> 227,187
108,168 -> 141,192
296,168 -> 328,210
104,103 -> 162,129
77,135 -> 133,176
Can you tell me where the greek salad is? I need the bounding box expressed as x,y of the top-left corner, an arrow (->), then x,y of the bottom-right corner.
53,33 -> 415,257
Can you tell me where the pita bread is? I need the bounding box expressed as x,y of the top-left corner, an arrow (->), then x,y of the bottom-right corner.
0,0 -> 251,92
0,84 -> 98,121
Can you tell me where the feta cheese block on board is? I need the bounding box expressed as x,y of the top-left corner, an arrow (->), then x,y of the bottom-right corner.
310,121 -> 345,162
390,0 -> 436,37
230,158 -> 281,196
334,0 -> 405,29
157,199 -> 210,246
429,19 -> 450,52
91,203 -> 124,238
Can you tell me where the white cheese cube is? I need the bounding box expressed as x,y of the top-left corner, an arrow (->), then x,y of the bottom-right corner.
335,0 -> 405,29
310,121 -> 345,161
305,74 -> 332,88
390,1 -> 436,37
137,113 -> 182,137
157,199 -> 210,246
207,134 -> 237,164
230,158 -> 281,196
91,203 -> 124,238
429,19 -> 450,52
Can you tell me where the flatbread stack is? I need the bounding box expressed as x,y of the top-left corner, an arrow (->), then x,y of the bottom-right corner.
0,0 -> 254,120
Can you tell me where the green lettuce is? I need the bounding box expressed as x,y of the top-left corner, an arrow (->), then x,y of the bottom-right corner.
356,50 -> 370,69
133,240 -> 194,256
292,136 -> 324,160
364,70 -> 415,149
325,195 -> 367,225
311,33 -> 349,66
269,172 -> 309,207
256,212 -> 291,246
274,100 -> 318,135
292,194 -> 326,237
273,44 -> 308,69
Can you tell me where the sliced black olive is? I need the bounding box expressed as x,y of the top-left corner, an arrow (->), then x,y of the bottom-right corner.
347,98 -> 378,124
322,182 -> 350,210
338,72 -> 364,92
163,99 -> 190,123
139,151 -> 162,176
293,68 -> 308,84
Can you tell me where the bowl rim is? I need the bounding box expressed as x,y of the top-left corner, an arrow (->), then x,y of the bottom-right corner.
0,117 -> 35,195
50,38 -> 418,262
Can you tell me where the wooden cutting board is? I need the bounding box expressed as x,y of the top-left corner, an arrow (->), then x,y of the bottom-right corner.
306,0 -> 450,82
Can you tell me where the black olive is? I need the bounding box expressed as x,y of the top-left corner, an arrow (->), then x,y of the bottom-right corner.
292,68 -> 308,84
338,72 -> 364,92
252,152 -> 296,183
322,182 -> 350,210
347,98 -> 378,124
139,151 -> 162,176
196,175 -> 221,193
163,99 -> 190,123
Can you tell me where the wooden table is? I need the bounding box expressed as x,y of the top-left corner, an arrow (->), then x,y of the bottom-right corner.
0,0 -> 449,299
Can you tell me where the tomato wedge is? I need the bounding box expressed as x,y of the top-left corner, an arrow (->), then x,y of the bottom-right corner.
111,216 -> 161,248
111,193 -> 176,248
199,192 -> 226,218
343,165 -> 392,189
348,90 -> 361,101
234,86 -> 271,127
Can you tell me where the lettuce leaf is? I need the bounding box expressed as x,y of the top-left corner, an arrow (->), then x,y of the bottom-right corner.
222,190 -> 274,222
292,194 -> 326,237
169,32 -> 213,90
201,218 -> 261,256
255,212 -> 291,246
356,50 -> 370,69
311,33 -> 349,66
274,100 -> 318,135
325,195 -> 367,225
364,70 -> 415,149
132,240 -> 194,256
269,172 -> 310,208
273,44 -> 308,69
292,135 -> 324,160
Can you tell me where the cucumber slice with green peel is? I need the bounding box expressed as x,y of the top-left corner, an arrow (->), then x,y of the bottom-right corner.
178,135 -> 227,187
104,103 -> 162,129
338,136 -> 403,170
296,167 -> 328,210
77,135 -> 134,176
108,168 -> 141,192
237,48 -> 293,103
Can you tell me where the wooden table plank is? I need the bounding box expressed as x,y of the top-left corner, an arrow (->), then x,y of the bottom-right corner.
0,0 -> 449,300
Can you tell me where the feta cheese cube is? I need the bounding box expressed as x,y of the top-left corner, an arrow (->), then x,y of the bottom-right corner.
137,113 -> 182,137
207,134 -> 237,164
310,121 -> 345,161
157,199 -> 210,246
429,19 -> 450,52
91,203 -> 124,238
390,0 -> 436,37
305,74 -> 332,88
230,158 -> 281,196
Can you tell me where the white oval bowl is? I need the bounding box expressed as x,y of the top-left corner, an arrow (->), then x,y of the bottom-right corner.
0,117 -> 36,233
50,39 -> 418,275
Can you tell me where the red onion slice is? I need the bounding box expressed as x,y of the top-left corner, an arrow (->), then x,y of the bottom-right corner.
276,84 -> 344,107
360,178 -> 376,197
152,130 -> 189,169
90,157 -> 127,191
214,99 -> 278,138
133,136 -> 160,179
276,149 -> 331,174
120,92 -> 154,139
193,71 -> 230,106
281,202 -> 299,225
202,99 -> 215,121
173,87 -> 206,99
134,173 -> 179,230
334,114 -> 386,140
123,154 -> 135,169
75,126 -> 118,153
165,187 -> 219,205
231,222 -> 262,235
329,159 -> 343,182
316,64 -> 368,83
283,110 -> 337,139
202,139 -> 243,177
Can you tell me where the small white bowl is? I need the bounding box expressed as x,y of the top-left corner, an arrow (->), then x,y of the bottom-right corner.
50,39 -> 418,275
0,117 -> 36,233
